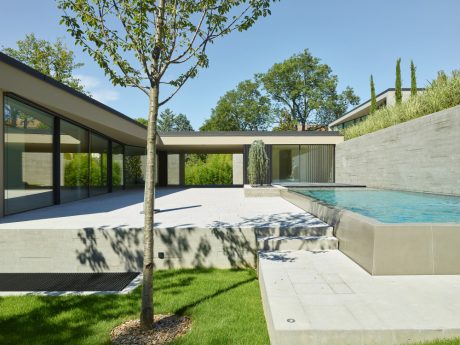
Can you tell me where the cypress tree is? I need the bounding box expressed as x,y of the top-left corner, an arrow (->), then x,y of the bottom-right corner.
370,75 -> 377,114
395,58 -> 402,105
410,60 -> 417,97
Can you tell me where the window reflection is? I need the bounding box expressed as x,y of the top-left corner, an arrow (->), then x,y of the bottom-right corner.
61,120 -> 89,203
4,97 -> 54,214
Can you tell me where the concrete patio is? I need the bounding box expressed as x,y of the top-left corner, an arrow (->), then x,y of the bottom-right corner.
259,250 -> 460,345
0,187 -> 331,272
0,187 -> 327,230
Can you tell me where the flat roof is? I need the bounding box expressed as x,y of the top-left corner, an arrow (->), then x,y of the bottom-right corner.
329,87 -> 425,127
0,52 -> 146,131
157,131 -> 343,153
158,130 -> 341,137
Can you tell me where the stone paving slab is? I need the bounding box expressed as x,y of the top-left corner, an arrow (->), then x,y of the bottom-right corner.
259,250 -> 460,345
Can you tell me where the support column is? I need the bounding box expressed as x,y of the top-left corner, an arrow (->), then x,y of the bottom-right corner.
157,151 -> 168,186
179,153 -> 185,186
0,91 -> 4,217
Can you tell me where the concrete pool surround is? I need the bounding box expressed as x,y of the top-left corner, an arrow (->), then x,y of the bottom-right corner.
281,188 -> 460,275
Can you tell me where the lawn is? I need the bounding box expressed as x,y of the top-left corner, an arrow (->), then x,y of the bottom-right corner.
1,268 -> 459,345
0,269 -> 269,345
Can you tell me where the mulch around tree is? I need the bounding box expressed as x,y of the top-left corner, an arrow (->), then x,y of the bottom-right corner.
111,314 -> 191,345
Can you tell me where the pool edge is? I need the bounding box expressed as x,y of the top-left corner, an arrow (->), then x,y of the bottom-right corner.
280,189 -> 460,275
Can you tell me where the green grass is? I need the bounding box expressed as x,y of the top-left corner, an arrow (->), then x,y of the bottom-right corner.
414,340 -> 460,345
1,268 -> 459,345
343,70 -> 460,140
0,269 -> 269,345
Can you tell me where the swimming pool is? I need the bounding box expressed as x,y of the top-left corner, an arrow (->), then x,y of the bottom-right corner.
290,188 -> 460,223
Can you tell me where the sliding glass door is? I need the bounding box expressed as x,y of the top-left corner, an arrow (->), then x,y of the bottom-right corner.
4,97 -> 54,214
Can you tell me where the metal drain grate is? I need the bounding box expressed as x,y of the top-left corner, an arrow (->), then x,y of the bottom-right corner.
0,272 -> 139,291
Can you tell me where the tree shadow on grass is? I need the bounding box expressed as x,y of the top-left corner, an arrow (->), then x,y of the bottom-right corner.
0,269 -> 258,345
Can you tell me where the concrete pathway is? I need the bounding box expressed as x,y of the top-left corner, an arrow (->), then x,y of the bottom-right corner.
259,250 -> 460,345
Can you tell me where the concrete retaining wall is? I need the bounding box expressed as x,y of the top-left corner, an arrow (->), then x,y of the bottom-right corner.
335,105 -> 460,196
0,227 -> 258,273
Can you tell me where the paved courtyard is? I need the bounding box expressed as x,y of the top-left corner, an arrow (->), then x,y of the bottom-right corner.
0,187 -> 327,230
260,250 -> 460,345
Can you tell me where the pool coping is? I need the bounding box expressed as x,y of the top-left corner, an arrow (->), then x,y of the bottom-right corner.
281,189 -> 460,275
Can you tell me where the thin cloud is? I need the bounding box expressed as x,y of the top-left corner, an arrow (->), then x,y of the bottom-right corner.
75,74 -> 120,103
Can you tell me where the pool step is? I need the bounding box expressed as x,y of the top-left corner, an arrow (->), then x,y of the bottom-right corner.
257,235 -> 338,252
256,225 -> 333,238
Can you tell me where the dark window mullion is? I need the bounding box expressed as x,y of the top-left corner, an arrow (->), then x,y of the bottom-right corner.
108,140 -> 113,193
53,117 -> 61,205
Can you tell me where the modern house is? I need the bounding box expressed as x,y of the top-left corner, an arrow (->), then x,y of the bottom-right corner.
328,88 -> 424,131
0,52 -> 342,217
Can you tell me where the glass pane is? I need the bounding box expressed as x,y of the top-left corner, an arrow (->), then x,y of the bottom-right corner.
112,142 -> 124,191
299,145 -> 335,183
60,120 -> 89,203
90,133 -> 108,196
4,97 -> 54,214
271,145 -> 300,183
125,146 -> 146,188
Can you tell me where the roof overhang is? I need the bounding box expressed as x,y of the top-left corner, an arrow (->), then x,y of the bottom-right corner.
157,132 -> 343,153
0,53 -> 147,147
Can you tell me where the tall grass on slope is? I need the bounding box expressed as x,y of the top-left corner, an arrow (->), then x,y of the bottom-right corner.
344,70 -> 460,140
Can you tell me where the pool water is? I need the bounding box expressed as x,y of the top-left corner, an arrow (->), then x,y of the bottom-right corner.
291,188 -> 460,223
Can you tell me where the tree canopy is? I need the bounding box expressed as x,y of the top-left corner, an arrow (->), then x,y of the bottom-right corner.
258,49 -> 359,129
158,108 -> 193,131
3,33 -> 88,94
200,80 -> 273,131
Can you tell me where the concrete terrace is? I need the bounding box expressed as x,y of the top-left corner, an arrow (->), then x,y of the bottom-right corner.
0,187 -> 327,230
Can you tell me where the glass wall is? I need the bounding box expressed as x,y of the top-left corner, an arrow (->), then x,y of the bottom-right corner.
4,97 -> 54,214
125,145 -> 146,188
272,145 -> 334,184
112,142 -> 124,191
90,133 -> 109,196
60,120 -> 89,203
3,96 -> 131,214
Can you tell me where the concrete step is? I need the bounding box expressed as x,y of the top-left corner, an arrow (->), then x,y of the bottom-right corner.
256,225 -> 333,238
257,235 -> 338,252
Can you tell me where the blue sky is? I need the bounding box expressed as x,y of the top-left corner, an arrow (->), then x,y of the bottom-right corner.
1,0 -> 459,129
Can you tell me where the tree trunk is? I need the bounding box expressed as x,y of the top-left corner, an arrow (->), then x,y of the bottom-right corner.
301,122 -> 306,131
140,84 -> 159,329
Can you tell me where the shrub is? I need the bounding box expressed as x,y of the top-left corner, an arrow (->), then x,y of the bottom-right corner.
343,70 -> 460,140
185,154 -> 233,185
247,140 -> 269,186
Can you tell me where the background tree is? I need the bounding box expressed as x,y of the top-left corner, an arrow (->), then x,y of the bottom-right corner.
258,49 -> 359,130
273,108 -> 297,131
411,60 -> 417,97
59,0 -> 274,329
247,140 -> 269,186
370,74 -> 377,114
158,108 -> 193,131
135,117 -> 148,126
395,58 -> 402,104
3,33 -> 88,94
200,80 -> 273,131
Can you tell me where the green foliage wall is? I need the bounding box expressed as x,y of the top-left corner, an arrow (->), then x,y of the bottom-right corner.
185,154 -> 232,185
